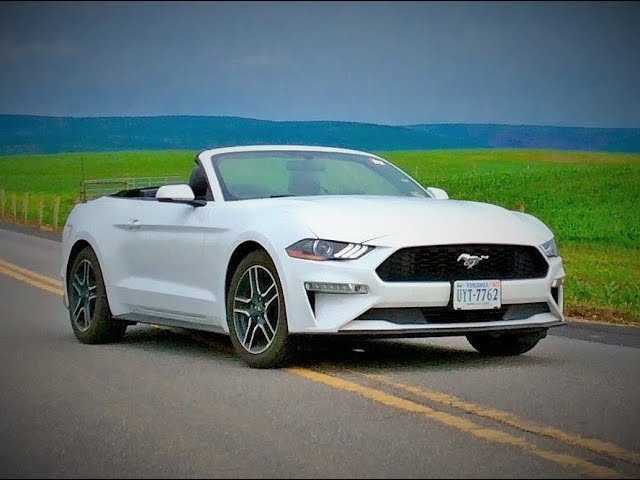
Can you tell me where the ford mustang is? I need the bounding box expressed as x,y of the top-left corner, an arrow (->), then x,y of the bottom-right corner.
61,145 -> 566,368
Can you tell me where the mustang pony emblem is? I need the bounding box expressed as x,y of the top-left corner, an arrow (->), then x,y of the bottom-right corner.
457,253 -> 489,269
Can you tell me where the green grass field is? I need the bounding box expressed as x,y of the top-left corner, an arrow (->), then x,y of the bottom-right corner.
0,148 -> 638,323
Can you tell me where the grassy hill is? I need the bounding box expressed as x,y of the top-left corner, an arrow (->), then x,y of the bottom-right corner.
1,115 -> 640,154
0,148 -> 638,323
0,115 -> 458,155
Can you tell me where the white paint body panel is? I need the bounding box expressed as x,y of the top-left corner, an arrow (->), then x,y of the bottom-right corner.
61,145 -> 565,336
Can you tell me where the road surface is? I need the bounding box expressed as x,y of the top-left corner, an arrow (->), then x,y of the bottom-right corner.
0,225 -> 638,478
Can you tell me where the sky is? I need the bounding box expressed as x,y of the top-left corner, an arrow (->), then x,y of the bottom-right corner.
0,1 -> 639,127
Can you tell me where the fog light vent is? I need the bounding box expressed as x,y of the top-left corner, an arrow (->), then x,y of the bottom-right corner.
551,287 -> 559,304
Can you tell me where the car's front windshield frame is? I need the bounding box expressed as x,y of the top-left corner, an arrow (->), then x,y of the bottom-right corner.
209,150 -> 429,201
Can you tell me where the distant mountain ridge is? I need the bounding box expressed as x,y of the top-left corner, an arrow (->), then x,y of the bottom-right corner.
406,123 -> 640,153
1,114 -> 639,155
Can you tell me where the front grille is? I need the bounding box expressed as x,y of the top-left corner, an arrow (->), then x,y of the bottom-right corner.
376,244 -> 548,282
355,303 -> 550,325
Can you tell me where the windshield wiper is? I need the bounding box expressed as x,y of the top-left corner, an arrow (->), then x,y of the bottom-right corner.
270,194 -> 295,198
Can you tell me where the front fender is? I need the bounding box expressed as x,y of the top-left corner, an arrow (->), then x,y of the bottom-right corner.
212,218 -> 317,332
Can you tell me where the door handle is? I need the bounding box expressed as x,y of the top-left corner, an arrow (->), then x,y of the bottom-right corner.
128,219 -> 141,229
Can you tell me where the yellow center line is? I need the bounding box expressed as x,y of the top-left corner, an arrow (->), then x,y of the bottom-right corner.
0,257 -> 631,477
0,262 -> 63,296
0,259 -> 165,333
363,373 -> 640,467
0,258 -> 63,289
288,367 -> 626,479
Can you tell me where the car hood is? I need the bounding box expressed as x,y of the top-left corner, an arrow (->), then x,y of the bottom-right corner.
262,195 -> 552,247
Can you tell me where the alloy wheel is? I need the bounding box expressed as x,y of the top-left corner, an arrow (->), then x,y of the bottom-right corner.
233,265 -> 280,354
69,259 -> 97,332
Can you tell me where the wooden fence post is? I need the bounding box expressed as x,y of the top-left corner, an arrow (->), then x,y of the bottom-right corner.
12,194 -> 17,221
39,195 -> 44,227
53,197 -> 60,229
23,193 -> 29,223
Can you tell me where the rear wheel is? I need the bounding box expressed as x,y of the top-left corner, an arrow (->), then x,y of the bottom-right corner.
67,246 -> 127,344
466,330 -> 545,356
226,250 -> 293,368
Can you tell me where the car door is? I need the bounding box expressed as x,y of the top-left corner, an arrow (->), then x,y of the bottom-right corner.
116,198 -> 217,324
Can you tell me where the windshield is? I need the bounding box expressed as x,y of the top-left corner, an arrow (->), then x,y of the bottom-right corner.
210,150 -> 428,201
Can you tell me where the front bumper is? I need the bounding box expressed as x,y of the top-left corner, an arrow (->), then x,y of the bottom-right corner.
279,245 -> 566,335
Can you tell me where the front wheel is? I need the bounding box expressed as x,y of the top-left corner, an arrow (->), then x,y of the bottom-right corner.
226,250 -> 293,368
466,330 -> 545,356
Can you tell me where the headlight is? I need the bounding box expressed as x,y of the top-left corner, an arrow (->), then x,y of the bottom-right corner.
286,239 -> 373,261
540,238 -> 558,257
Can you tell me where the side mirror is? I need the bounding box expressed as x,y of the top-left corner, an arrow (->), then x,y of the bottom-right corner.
426,187 -> 449,200
155,184 -> 206,206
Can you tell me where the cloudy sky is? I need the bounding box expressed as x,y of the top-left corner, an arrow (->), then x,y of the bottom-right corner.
0,1 -> 638,127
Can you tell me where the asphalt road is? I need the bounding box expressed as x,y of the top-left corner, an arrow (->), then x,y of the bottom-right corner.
0,225 -> 639,478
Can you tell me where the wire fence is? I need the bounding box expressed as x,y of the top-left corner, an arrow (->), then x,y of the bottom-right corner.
1,176 -> 186,231
0,190 -> 64,231
79,176 -> 185,201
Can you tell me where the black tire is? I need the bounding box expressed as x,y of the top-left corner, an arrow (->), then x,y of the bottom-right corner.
466,330 -> 545,356
67,246 -> 127,344
226,249 -> 293,368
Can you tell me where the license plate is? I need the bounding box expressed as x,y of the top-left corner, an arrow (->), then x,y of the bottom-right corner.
453,280 -> 501,310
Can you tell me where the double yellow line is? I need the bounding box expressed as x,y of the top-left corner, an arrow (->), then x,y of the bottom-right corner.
366,373 -> 640,466
0,256 -> 638,478
289,368 -> 639,478
0,258 -> 63,296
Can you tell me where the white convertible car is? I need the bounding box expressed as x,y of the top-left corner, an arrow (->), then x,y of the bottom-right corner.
61,145 -> 566,368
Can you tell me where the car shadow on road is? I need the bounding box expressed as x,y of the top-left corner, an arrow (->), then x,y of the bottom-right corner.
290,337 -> 559,373
113,326 -> 559,373
116,325 -> 239,363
